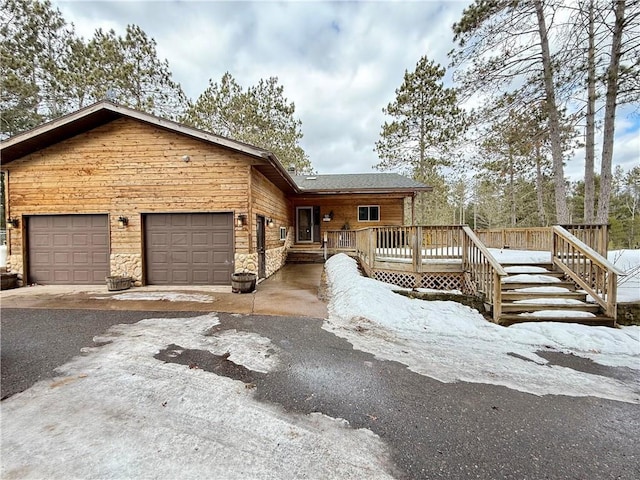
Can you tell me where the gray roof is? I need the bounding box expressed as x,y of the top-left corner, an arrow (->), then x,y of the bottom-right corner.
292,173 -> 430,192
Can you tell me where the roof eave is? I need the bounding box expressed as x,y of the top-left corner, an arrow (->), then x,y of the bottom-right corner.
295,186 -> 432,195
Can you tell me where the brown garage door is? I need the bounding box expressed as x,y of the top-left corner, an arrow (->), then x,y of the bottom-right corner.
144,213 -> 233,285
27,215 -> 109,284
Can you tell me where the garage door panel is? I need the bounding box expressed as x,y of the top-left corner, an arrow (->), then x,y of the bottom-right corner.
212,214 -> 231,227
53,234 -> 69,246
149,232 -> 169,247
191,233 -> 210,245
28,215 -> 108,285
171,233 -> 188,246
73,252 -> 89,264
192,270 -> 210,283
72,234 -> 89,246
150,251 -> 168,263
172,270 -> 188,283
145,213 -> 233,285
92,234 -> 108,246
172,251 -> 188,264
53,252 -> 70,264
192,251 -> 209,264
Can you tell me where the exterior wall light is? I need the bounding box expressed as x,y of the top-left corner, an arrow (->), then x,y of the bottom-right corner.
117,216 -> 129,228
236,214 -> 247,227
267,218 -> 275,228
6,217 -> 19,229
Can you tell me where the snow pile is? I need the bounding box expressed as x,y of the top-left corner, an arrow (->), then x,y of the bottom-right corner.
1,314 -> 395,479
92,292 -> 216,302
324,254 -> 640,403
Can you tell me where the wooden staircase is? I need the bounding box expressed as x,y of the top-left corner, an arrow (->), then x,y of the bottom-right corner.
498,261 -> 615,327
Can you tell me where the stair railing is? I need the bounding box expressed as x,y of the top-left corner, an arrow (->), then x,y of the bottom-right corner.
462,226 -> 508,322
551,226 -> 624,319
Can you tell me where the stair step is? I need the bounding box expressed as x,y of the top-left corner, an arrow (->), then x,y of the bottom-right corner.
501,281 -> 577,291
499,314 -> 615,327
286,252 -> 325,264
501,303 -> 600,313
502,291 -> 587,301
500,262 -> 554,269
505,270 -> 565,278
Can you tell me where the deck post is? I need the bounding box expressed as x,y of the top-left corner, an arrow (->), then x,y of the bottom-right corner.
607,272 -> 618,320
413,226 -> 422,273
368,228 -> 375,269
492,271 -> 502,323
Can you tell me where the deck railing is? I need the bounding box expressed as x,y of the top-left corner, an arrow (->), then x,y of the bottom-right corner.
476,224 -> 608,257
325,230 -> 356,250
461,226 -> 508,322
353,226 -> 464,268
551,226 -> 623,318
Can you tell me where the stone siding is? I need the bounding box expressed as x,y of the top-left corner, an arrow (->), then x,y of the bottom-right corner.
6,254 -> 24,286
110,253 -> 143,287
265,246 -> 287,277
235,252 -> 258,274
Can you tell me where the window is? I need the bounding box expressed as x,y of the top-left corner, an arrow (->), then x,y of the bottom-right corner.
358,205 -> 380,222
279,226 -> 287,241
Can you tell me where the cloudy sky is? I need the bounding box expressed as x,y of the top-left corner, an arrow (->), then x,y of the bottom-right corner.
53,0 -> 638,179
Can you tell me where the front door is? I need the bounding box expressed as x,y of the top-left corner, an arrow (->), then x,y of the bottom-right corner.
296,207 -> 313,243
256,215 -> 266,278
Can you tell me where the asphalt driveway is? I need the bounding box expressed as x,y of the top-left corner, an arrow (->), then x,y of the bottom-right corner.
0,308 -> 202,399
1,308 -> 638,479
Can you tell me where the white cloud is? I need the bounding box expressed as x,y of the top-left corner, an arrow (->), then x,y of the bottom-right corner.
53,0 -> 638,178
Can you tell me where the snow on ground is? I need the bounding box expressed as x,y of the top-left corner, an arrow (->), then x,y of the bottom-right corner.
610,249 -> 640,303
502,274 -> 561,283
504,265 -> 550,273
92,292 -> 216,303
323,254 -> 640,404
513,298 -> 586,305
0,314 -> 395,479
489,248 -> 551,264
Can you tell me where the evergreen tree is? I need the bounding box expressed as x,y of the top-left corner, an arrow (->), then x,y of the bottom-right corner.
374,56 -> 465,180
184,73 -> 312,173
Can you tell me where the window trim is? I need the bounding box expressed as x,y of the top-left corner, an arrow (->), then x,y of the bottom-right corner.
279,226 -> 287,242
358,205 -> 380,222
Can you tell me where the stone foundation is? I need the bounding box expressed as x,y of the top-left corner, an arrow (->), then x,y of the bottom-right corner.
6,254 -> 23,273
6,254 -> 24,286
110,253 -> 143,286
235,252 -> 258,274
265,246 -> 287,277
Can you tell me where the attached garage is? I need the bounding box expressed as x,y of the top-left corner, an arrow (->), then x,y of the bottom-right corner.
27,215 -> 109,285
144,213 -> 234,285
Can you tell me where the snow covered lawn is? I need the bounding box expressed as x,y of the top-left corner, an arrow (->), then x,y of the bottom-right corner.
323,254 -> 639,404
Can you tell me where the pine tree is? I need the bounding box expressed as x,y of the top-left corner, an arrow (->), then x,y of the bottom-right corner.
374,56 -> 465,180
184,73 -> 312,173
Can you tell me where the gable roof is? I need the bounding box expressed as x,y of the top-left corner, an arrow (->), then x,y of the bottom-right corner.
0,101 -> 300,194
292,173 -> 430,194
0,101 -> 431,195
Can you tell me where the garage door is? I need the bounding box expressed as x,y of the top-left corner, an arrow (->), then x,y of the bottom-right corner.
144,213 -> 233,285
28,215 -> 109,284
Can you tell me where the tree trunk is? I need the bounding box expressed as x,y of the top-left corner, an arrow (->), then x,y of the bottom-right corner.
584,0 -> 596,223
509,155 -> 516,227
596,0 -> 626,224
535,143 -> 547,226
533,0 -> 569,223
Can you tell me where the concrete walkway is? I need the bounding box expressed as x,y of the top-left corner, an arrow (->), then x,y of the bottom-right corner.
0,264 -> 328,319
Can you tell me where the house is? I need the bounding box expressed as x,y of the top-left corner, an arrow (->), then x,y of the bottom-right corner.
0,101 -> 430,287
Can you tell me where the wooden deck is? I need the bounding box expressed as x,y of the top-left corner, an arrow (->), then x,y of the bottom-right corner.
323,225 -> 622,327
